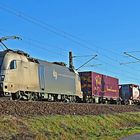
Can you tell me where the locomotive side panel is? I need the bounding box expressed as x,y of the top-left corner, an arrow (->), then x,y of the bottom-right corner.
38,60 -> 82,97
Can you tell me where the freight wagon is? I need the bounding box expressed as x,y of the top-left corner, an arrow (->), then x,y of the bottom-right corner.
79,71 -> 120,103
119,84 -> 140,104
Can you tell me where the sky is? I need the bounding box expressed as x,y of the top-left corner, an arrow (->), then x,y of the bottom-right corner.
0,0 -> 140,85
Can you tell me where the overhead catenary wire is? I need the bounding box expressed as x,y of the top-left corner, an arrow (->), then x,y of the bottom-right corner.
0,29 -> 99,67
23,39 -> 67,57
0,36 -> 139,84
0,29 -> 68,53
1,3 -> 140,83
125,51 -> 140,53
124,52 -> 140,62
0,3 -> 98,53
72,54 -> 96,58
0,2 -> 123,58
0,30 -> 68,57
0,4 -> 97,55
0,3 -> 129,67
0,2 -> 133,64
120,61 -> 140,65
76,55 -> 97,70
96,58 -> 140,82
82,64 -> 102,67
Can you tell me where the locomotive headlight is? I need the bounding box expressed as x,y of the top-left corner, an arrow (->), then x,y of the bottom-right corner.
0,75 -> 5,81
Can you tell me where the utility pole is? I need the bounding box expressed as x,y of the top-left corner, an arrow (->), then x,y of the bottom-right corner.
69,51 -> 74,70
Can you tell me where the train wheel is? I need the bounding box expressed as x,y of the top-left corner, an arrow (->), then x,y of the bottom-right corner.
29,93 -> 39,101
11,92 -> 21,100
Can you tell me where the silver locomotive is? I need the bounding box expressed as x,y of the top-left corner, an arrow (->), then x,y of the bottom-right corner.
0,49 -> 82,102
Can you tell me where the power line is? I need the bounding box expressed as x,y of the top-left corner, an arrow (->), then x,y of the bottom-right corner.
0,30 -> 68,57
0,3 -> 127,64
120,61 -> 140,65
125,51 -> 140,53
22,39 -> 67,57
0,28 -> 68,53
1,3 -> 140,83
0,29 -> 100,66
73,54 -> 96,58
124,52 -> 140,61
0,32 -> 139,83
97,59 -> 140,82
0,3 -> 98,52
0,2 -> 124,59
76,55 -> 97,70
82,64 -> 102,67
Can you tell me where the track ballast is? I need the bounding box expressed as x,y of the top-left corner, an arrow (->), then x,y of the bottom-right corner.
0,100 -> 140,116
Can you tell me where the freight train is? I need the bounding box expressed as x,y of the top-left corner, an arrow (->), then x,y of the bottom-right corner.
0,48 -> 139,104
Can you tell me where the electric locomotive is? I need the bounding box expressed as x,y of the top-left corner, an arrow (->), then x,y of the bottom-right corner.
0,49 -> 82,102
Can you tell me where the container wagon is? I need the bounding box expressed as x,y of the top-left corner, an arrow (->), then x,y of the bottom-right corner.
79,71 -> 119,103
119,84 -> 140,104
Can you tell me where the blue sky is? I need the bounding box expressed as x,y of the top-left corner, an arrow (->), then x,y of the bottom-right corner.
0,0 -> 140,84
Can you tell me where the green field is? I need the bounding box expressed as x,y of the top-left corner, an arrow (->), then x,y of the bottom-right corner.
0,112 -> 140,140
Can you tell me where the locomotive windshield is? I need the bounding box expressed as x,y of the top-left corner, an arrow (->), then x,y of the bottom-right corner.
9,60 -> 17,69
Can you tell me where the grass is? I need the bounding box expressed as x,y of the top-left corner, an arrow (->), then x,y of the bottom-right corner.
0,112 -> 140,139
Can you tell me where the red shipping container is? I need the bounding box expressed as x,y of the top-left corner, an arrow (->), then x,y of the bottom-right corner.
79,71 -> 119,101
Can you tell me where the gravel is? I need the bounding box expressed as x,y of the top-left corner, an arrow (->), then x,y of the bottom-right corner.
0,100 -> 140,116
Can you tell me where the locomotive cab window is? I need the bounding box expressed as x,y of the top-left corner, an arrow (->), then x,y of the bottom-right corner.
9,60 -> 17,69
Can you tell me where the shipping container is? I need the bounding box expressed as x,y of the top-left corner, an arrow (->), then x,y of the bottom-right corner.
119,84 -> 140,104
79,71 -> 119,103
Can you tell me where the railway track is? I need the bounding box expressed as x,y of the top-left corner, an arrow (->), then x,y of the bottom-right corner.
0,100 -> 140,116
